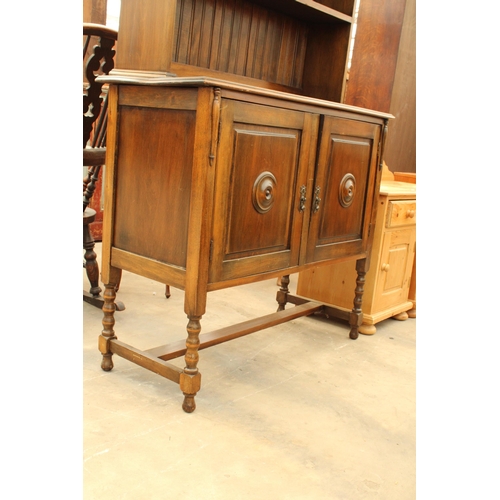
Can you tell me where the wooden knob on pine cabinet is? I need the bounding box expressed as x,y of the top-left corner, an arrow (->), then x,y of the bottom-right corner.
381,263 -> 390,272
406,210 -> 415,218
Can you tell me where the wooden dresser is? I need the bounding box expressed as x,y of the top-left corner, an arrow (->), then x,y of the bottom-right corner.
297,166 -> 416,334
97,0 -> 393,412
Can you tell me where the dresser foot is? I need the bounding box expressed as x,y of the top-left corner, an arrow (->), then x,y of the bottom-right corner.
407,306 -> 416,318
359,324 -> 377,335
392,311 -> 409,321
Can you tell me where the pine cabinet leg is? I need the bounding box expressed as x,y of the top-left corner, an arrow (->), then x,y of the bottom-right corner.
180,316 -> 202,413
99,283 -> 118,371
358,323 -> 376,335
349,258 -> 367,340
392,311 -> 409,321
407,305 -> 416,319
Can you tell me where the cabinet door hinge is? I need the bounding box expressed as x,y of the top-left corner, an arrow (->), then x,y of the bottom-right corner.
209,88 -> 222,166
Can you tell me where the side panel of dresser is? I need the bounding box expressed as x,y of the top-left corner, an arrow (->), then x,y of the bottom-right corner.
101,85 -> 213,294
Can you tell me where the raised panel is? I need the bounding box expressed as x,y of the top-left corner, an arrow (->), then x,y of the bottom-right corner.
306,115 -> 380,263
210,99 -> 315,283
317,136 -> 370,242
113,105 -> 195,269
374,227 -> 415,311
225,126 -> 299,258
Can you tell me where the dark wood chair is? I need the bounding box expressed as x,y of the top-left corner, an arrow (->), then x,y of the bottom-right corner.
83,23 -> 124,310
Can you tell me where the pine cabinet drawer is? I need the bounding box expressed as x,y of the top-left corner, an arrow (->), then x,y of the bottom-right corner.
386,200 -> 416,227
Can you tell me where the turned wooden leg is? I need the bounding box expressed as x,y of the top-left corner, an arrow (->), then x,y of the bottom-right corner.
349,258 -> 367,340
99,283 -> 118,371
83,216 -> 102,298
111,270 -> 126,312
276,275 -> 290,312
165,285 -> 171,298
114,269 -> 123,292
180,316 -> 202,413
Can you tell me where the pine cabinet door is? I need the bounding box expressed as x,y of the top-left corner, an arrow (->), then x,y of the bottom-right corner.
373,227 -> 416,312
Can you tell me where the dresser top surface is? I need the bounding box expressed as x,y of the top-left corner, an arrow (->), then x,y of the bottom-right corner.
379,181 -> 416,198
99,74 -> 394,121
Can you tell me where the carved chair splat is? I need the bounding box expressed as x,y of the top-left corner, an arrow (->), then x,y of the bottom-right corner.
83,23 -> 124,310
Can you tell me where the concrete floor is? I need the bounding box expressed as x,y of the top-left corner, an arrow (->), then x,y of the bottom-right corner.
83,243 -> 416,499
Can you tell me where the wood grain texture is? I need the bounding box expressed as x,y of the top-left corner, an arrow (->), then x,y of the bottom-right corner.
173,0 -> 308,89
302,23 -> 351,102
116,0 -> 177,73
209,99 -> 314,283
297,180 -> 415,330
305,116 -> 380,263
383,0 -> 416,173
110,339 -> 183,383
83,0 -> 107,24
111,0 -> 360,102
343,0 -> 406,112
97,0 -> 393,411
146,301 -> 324,361
113,103 -> 196,269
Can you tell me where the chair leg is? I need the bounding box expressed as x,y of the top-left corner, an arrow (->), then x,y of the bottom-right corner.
83,215 -> 104,308
83,212 -> 125,311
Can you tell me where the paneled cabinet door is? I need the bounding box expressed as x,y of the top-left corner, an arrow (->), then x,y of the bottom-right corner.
373,227 -> 416,313
209,99 -> 319,284
305,115 -> 381,264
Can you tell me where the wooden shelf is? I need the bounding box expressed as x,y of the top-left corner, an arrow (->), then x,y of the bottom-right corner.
251,0 -> 353,24
115,0 -> 356,102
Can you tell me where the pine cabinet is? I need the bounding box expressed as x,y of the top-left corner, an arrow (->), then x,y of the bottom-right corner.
97,0 -> 393,412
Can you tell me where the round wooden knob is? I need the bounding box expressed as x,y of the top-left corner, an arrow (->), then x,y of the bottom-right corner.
406,210 -> 415,218
339,173 -> 356,208
252,172 -> 277,214
381,263 -> 390,272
